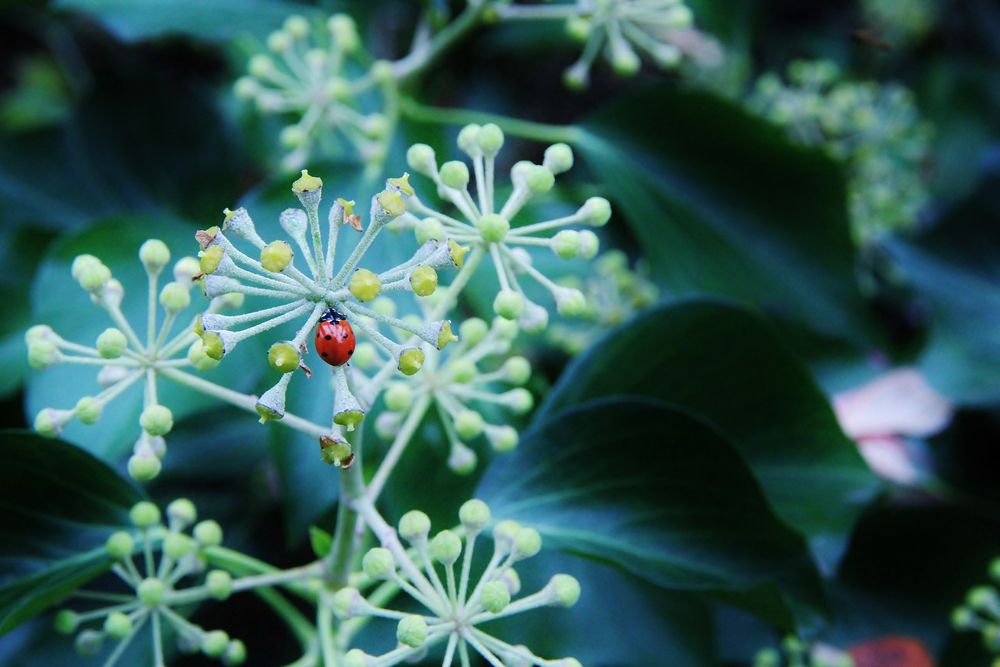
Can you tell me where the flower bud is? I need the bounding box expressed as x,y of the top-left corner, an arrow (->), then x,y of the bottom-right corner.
130,501 -> 161,528
199,245 -> 225,275
415,218 -> 445,245
75,629 -> 104,655
430,530 -> 462,565
138,577 -> 165,605
344,649 -> 373,667
459,318 -> 489,345
502,356 -> 531,385
378,189 -> 407,217
580,197 -> 611,226
319,435 -> 353,466
105,531 -> 134,560
163,531 -> 196,559
27,339 -> 59,369
454,409 -> 484,440
352,342 -> 377,368
104,611 -> 132,639
268,342 -> 300,374
457,124 -> 481,157
406,144 -> 437,176
159,282 -> 191,314
565,15 -> 591,41
165,498 -> 197,529
494,290 -> 525,320
234,76 -> 257,99
513,527 -> 542,559
409,265 -> 438,296
349,269 -> 381,302
492,316 -> 519,339
25,324 -> 54,345
397,347 -> 425,376
543,143 -> 574,175
384,383 -> 413,412
34,407 -> 68,436
481,580 -> 511,613
440,161 -> 470,190
362,547 -> 395,579
333,391 -> 365,432
448,441 -> 478,474
503,388 -> 534,414
194,519 -> 223,546
968,586 -> 996,609
73,396 -> 102,425
524,165 -> 555,194
487,425 -> 519,453
187,339 -> 220,372
477,214 -> 510,243
95,327 -> 128,359
551,230 -> 581,259
612,42 -> 641,76
54,609 -> 79,634
556,288 -> 587,317
478,123 -> 505,157
224,640 -> 247,666
493,520 -> 522,547
396,615 -> 428,648
578,230 -> 599,259
128,451 -> 161,481
202,630 -> 230,658
549,574 -> 581,607
951,606 -> 974,629
448,358 -> 476,384
284,14 -> 309,38
140,404 -> 173,437
207,570 -> 233,600
139,239 -> 171,276
332,587 -> 364,618
328,13 -> 359,52
172,257 -> 199,282
260,240 -> 294,273
398,510 -> 431,542
502,568 -> 522,595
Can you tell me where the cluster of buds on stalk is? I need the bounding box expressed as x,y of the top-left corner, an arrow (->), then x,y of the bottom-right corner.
753,637 -> 854,667
54,500 -> 246,666
861,0 -> 938,45
333,499 -> 582,667
374,315 -> 532,480
26,240 -> 241,481
195,170 -> 460,464
397,125 -> 609,329
747,59 -> 932,244
234,13 -> 395,171
952,558 -> 1000,655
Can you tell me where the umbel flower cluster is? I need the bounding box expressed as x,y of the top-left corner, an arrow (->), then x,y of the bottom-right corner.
753,637 -> 854,667
397,124 -> 608,330
26,240 -> 241,481
952,558 -> 1000,656
747,59 -> 932,245
195,170 -> 460,463
336,499 -> 582,667
860,0 -> 938,45
54,500 -> 248,666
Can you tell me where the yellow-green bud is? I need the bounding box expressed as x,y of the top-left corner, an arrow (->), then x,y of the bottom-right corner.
409,265 -> 437,296
493,316 -> 519,339
25,324 -> 53,345
550,574 -> 581,607
429,530 -> 462,564
454,409 -> 484,439
139,239 -> 170,276
378,190 -> 406,217
219,291 -> 245,309
224,639 -> 247,666
397,347 -> 425,376
481,580 -> 511,613
525,165 -> 555,194
96,328 -> 128,358
415,218 -> 445,245
487,425 -> 519,453
552,230 -> 581,259
207,570 -> 233,600
75,629 -> 104,655
514,527 -> 542,558
268,342 -> 300,373
104,611 -> 132,639
396,616 -> 428,648
200,245 -> 224,274
280,125 -> 304,148
284,14 -> 309,38
581,197 -> 612,226
493,290 -> 524,319
130,501 -> 161,528
459,318 -> 488,345
332,587 -> 363,618
371,59 -> 394,83
450,358 -> 477,383
334,408 -> 365,431
566,16 -> 591,41
248,54 -> 274,77
440,161 -> 470,189
140,404 -> 173,436
363,113 -> 390,139
502,357 -> 531,385
260,240 -> 294,273
448,239 -> 470,268
478,123 -> 505,157
187,339 -> 220,372
167,498 -> 197,527
194,519 -> 223,546
138,577 -> 164,605
28,340 -> 58,369
457,124 -> 481,156
292,169 -> 322,194
493,519 -> 522,546
128,452 -> 161,481
477,213 -> 510,243
319,436 -> 353,466
556,288 -> 587,317
406,144 -> 436,176
234,76 -> 257,99
398,510 -> 431,542
449,442 -> 478,474
349,269 -> 381,302
344,649 -> 371,667
504,388 -> 534,414
362,547 -> 395,579
159,281 -> 190,313
384,383 -> 413,412
76,260 -> 111,292
544,143 -> 574,175
459,499 -> 491,531
105,531 -> 134,560
163,531 -> 196,559
202,630 -> 230,658
74,397 -> 102,424
436,320 -> 458,349
578,230 -> 600,259
54,609 -> 79,634
352,342 -> 377,368
202,332 -> 225,360
328,14 -> 359,51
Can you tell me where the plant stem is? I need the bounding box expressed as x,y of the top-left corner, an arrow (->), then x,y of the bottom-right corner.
399,96 -> 584,145
392,2 -> 488,84
325,428 -> 366,585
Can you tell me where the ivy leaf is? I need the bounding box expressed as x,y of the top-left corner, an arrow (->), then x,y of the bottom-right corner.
308,526 -> 332,559
477,399 -> 828,632
0,432 -> 141,635
536,300 -> 882,572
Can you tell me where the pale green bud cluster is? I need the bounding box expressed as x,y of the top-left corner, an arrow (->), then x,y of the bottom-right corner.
56,500 -> 245,666
861,0 -> 938,45
752,637 -> 855,667
747,59 -> 932,244
951,558 -> 1000,654
335,499 -> 581,667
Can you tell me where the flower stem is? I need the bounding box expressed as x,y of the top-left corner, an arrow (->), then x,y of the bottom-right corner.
392,2 -> 488,84
399,96 -> 584,145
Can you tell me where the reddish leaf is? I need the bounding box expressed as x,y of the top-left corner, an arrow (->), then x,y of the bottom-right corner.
848,637 -> 935,667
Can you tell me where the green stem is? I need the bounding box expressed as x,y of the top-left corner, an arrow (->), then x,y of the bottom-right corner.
324,430 -> 366,585
399,96 -> 584,145
202,546 -> 319,602
393,2 -> 488,84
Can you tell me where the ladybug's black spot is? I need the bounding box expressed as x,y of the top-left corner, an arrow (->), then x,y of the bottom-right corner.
325,335 -> 332,341
342,334 -> 349,340
348,349 -> 353,355
321,352 -> 328,358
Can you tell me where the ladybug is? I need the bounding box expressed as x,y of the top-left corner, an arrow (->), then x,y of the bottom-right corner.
314,307 -> 356,366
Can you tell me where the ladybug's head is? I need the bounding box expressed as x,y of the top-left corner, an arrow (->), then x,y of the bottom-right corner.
320,307 -> 346,323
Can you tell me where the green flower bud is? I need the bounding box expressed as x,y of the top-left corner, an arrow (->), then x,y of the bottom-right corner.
74,396 -> 102,424
384,383 -> 413,412
440,161 -> 470,189
415,218 -> 445,245
25,324 -> 54,345
363,113 -> 390,139
502,356 -> 531,385
130,501 -> 161,528
159,281 -> 191,314
754,648 -> 780,667
481,580 -> 511,613
362,547 -> 395,579
454,409 -> 484,440
504,388 -> 534,414
34,408 -> 66,436
127,452 -> 161,481
552,230 -> 581,259
525,165 -> 555,194
219,291 -> 245,310
75,629 -> 104,655
187,339 -> 220,372
549,574 -> 581,607
397,347 -> 425,376
951,606 -> 974,629
207,569 -> 233,600
406,144 -> 437,176
199,245 -> 225,275
202,630 -> 230,658
459,499 -> 491,532
352,342 -> 377,368
493,316 -> 519,339
396,615 -> 428,648
513,527 -> 542,559
105,531 -> 134,560
612,44 -> 641,76
280,125 -> 305,148
194,519 -> 224,546
344,649 -> 372,667
556,288 -> 587,317
138,577 -> 165,605
398,510 -> 431,542
493,519 -> 522,547
502,568 -> 521,595
268,341 -> 300,373
449,358 -> 477,384
166,498 -> 197,528
233,76 -> 257,100
409,265 -> 438,296
349,269 -> 381,302
968,586 -> 996,609
267,28 -> 290,51
478,123 -> 505,157
260,240 -> 294,273
27,339 -> 59,369
565,15 -> 591,41
544,143 -> 574,175
284,14 -> 309,38
429,530 -> 462,565
448,442 -> 478,474
140,404 -> 173,437
457,124 -> 481,156
332,587 -> 363,618
328,13 -> 360,52
139,239 -> 171,276
459,318 -> 489,345
54,609 -> 79,634
104,611 -> 132,639
201,331 -> 225,360
163,531 -> 196,559
494,290 -> 525,320
224,639 -> 247,666
581,197 -> 612,226
477,213 -> 510,243
578,230 -> 600,259
94,328 -> 128,359
487,425 -> 519,453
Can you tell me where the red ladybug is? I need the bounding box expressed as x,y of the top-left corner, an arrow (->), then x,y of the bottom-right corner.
314,308 -> 356,366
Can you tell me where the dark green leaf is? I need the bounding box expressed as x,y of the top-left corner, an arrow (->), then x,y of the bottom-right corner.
309,526 -> 332,558
0,431 -> 141,634
477,399 -> 828,632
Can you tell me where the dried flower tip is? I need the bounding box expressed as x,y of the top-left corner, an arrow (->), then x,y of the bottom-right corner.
319,435 -> 353,466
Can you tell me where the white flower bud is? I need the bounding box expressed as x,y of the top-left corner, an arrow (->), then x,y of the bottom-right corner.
555,287 -> 587,317
173,256 -> 201,283
486,424 -> 519,453
478,123 -> 505,157
406,144 -> 437,176
139,239 -> 171,276
375,411 -> 402,440
519,300 -> 549,334
481,580 -> 511,613
332,588 -> 365,619
580,197 -> 612,226
459,318 -> 489,345
75,396 -> 102,424
98,365 -> 129,387
459,499 -> 491,532
578,230 -> 600,259
454,409 -> 484,439
457,124 -> 482,157
448,441 -> 478,474
415,218 -> 445,245
384,383 -> 413,412
503,388 -> 534,414
128,450 -> 162,481
493,290 -> 525,320
548,574 -> 581,607
396,616 -> 427,648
